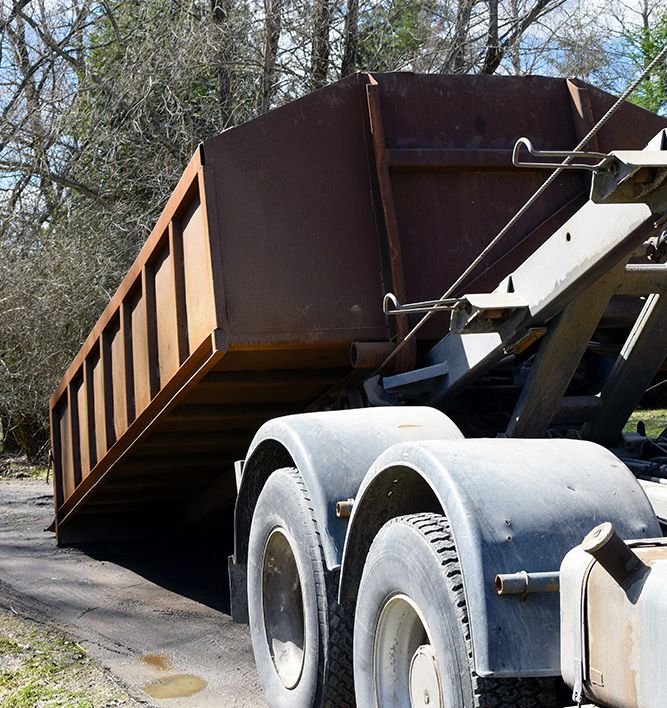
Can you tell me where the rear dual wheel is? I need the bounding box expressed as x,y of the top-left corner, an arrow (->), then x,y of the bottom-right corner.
249,477 -> 559,707
354,513 -> 559,707
247,467 -> 354,707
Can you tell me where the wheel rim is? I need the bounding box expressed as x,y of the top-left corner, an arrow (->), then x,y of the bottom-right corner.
261,527 -> 306,689
373,593 -> 444,708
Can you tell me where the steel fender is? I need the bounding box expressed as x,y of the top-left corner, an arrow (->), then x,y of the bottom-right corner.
233,407 -> 463,572
340,437 -> 660,677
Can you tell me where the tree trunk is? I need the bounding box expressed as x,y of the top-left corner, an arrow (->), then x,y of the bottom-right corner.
510,0 -> 521,74
311,0 -> 333,89
259,0 -> 283,114
481,0 -> 502,74
447,0 -> 474,73
341,0 -> 359,77
211,0 -> 234,127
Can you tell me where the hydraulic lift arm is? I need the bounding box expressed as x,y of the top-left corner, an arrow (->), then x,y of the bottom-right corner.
379,130 -> 667,442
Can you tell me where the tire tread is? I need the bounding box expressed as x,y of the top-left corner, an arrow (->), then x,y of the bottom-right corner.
392,512 -> 558,708
282,469 -> 355,707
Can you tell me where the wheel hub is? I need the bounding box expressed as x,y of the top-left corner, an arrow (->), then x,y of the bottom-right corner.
409,644 -> 443,708
262,527 -> 305,689
373,593 -> 444,707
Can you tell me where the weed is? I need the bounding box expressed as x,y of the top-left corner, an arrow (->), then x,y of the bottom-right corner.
0,610 -> 137,707
625,408 -> 667,439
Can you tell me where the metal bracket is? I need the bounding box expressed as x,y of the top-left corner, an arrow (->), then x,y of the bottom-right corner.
382,361 -> 449,393
512,137 -> 607,172
591,151 -> 667,204
383,292 -> 463,316
450,293 -> 528,333
512,134 -> 667,205
384,292 -> 527,334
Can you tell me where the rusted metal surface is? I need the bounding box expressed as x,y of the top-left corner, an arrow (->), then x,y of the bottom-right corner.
494,570 -> 560,596
49,73 -> 667,543
365,74 -> 414,370
581,522 -> 644,583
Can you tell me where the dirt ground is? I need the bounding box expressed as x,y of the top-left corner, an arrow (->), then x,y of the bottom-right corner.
0,477 -> 264,706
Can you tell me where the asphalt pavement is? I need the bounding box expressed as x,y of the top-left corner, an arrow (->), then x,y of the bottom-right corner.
0,477 -> 264,706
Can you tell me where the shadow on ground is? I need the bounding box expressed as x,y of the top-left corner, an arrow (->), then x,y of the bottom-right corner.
74,528 -> 235,613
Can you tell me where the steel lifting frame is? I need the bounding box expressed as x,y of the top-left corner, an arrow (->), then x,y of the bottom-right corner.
381,130 -> 667,444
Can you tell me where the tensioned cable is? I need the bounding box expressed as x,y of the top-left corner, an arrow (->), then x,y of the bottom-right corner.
376,42 -> 667,375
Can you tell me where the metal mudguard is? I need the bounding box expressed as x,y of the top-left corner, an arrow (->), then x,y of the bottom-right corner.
233,407 -> 463,572
340,437 -> 660,677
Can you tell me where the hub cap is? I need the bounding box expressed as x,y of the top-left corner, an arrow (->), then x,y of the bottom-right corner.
262,528 -> 305,688
373,593 -> 444,707
410,644 -> 443,707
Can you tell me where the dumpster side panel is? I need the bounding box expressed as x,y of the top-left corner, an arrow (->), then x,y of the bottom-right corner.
91,347 -> 107,457
110,319 -> 128,439
202,73 -> 389,346
49,150 -> 216,525
373,73 -> 667,332
57,399 -> 74,500
74,376 -> 90,479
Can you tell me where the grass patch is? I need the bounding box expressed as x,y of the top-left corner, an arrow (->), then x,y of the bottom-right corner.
0,454 -> 48,481
0,429 -> 48,480
625,409 -> 667,439
0,609 -> 137,707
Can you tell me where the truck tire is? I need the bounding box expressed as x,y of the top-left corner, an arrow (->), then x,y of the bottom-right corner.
353,513 -> 558,708
247,467 -> 354,707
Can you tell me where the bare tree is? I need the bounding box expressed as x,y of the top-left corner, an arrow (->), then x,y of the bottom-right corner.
1,0 -> 664,459
340,0 -> 359,75
311,0 -> 333,87
446,0 -> 477,73
259,0 -> 283,112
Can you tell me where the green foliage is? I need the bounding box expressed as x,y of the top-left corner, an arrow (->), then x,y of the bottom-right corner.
0,610 -> 130,707
625,12 -> 667,115
625,409 -> 667,439
357,0 -> 436,71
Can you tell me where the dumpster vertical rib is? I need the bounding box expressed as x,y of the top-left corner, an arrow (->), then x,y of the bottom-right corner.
567,78 -> 601,153
83,355 -> 97,471
74,367 -> 90,478
120,299 -> 136,424
67,381 -> 82,487
169,220 -> 190,365
365,74 -> 414,370
142,264 -> 160,399
197,157 -> 227,334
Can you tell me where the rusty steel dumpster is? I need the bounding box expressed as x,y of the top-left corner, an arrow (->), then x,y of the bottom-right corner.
49,72 -> 667,543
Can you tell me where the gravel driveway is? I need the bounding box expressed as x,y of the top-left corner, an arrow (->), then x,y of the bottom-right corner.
0,477 -> 264,706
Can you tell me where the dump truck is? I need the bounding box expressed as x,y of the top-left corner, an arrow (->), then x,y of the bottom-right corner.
50,72 -> 667,707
